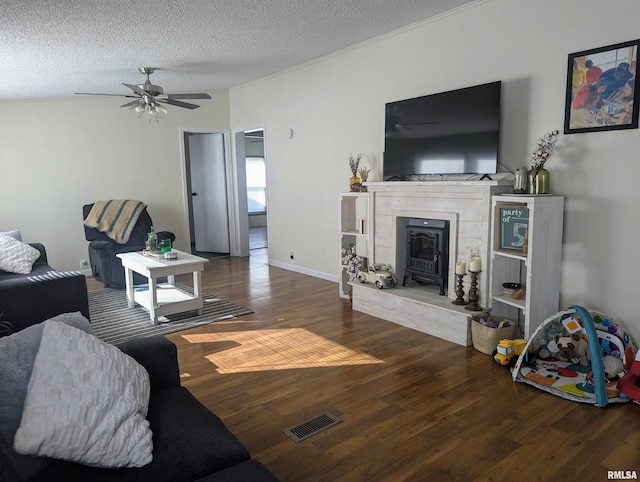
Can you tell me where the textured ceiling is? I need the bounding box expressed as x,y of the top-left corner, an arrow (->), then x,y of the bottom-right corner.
0,0 -> 476,101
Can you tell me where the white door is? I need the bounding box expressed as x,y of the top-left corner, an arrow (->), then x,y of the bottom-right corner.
188,133 -> 230,253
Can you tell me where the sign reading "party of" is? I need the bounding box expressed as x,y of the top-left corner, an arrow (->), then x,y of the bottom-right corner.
499,206 -> 529,251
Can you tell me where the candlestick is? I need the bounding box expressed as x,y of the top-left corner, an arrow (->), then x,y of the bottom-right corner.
465,270 -> 484,311
452,273 -> 468,305
455,261 -> 466,275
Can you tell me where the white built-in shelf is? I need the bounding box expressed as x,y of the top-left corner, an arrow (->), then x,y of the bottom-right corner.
338,192 -> 371,299
493,250 -> 529,262
489,194 -> 564,338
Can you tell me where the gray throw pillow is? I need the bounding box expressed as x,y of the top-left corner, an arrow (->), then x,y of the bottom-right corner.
0,230 -> 21,241
0,312 -> 93,480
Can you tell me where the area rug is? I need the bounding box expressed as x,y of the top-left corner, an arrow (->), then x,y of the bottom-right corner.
88,283 -> 253,344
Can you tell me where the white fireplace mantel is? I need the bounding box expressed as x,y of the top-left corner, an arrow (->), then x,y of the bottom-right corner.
352,179 -> 512,346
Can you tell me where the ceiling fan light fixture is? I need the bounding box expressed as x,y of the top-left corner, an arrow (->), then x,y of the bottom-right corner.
129,103 -> 145,118
153,103 -> 168,118
146,101 -> 167,124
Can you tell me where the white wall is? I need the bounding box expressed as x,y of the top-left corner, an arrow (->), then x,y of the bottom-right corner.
0,92 -> 230,269
228,0 -> 640,341
1,0 -> 639,342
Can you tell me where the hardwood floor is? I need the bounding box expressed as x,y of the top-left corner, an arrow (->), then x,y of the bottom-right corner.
90,250 -> 640,481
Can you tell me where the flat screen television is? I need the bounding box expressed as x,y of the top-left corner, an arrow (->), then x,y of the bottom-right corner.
383,81 -> 501,180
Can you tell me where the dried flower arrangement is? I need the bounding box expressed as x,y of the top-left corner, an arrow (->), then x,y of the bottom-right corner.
341,245 -> 364,282
348,153 -> 364,176
530,130 -> 560,171
358,167 -> 371,182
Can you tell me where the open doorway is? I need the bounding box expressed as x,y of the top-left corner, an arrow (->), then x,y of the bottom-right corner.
244,129 -> 268,252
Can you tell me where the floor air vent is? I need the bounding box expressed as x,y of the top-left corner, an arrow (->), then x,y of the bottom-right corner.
283,411 -> 342,442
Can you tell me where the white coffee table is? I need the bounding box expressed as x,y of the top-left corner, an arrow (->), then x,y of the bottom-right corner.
116,250 -> 209,325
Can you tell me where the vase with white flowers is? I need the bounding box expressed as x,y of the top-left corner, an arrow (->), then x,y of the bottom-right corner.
341,245 -> 364,283
528,130 -> 559,194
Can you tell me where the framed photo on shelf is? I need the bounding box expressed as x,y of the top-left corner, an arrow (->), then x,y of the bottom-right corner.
499,206 -> 529,251
564,39 -> 639,134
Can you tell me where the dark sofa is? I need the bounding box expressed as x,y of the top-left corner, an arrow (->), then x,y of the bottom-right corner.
0,243 -> 90,333
0,316 -> 278,481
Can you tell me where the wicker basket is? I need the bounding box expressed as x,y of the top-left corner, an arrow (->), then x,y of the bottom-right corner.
471,314 -> 516,355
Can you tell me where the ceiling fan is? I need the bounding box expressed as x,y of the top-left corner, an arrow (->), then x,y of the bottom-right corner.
75,67 -> 212,124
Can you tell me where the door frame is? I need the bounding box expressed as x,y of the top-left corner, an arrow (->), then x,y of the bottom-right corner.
232,124 -> 268,258
178,127 -> 239,255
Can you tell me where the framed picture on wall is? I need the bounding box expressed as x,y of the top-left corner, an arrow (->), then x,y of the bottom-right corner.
564,39 -> 639,134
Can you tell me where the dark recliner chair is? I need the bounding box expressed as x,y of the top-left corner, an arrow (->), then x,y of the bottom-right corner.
82,203 -> 175,288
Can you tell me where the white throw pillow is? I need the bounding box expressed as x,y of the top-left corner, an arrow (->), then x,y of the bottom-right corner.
0,234 -> 40,274
0,313 -> 94,480
13,320 -> 153,468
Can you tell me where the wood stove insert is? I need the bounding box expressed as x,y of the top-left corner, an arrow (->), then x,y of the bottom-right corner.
403,218 -> 449,295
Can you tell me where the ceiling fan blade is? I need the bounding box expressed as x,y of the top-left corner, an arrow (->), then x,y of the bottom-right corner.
122,83 -> 148,96
75,92 -> 138,98
157,98 -> 201,110
162,93 -> 212,100
121,99 -> 142,108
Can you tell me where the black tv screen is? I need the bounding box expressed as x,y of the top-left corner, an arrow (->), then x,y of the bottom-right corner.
383,81 -> 501,179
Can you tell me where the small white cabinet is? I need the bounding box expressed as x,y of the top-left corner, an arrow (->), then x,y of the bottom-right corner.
339,192 -> 371,299
489,194 -> 564,338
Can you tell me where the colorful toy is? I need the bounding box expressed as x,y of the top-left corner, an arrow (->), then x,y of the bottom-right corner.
555,333 -> 590,366
618,351 -> 640,404
511,306 -> 637,407
494,338 -> 531,366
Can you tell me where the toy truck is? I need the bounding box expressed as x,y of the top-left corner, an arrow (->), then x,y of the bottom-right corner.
494,338 -> 531,366
357,264 -> 397,289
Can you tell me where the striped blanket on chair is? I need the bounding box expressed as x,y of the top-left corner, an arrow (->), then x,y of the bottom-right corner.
83,200 -> 147,244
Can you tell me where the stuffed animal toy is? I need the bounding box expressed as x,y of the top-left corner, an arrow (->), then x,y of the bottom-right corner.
541,321 -> 566,356
555,334 -> 591,366
538,347 -> 551,359
602,355 -> 625,380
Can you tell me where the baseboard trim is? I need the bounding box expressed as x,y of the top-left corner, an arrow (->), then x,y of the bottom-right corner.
269,260 -> 338,283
